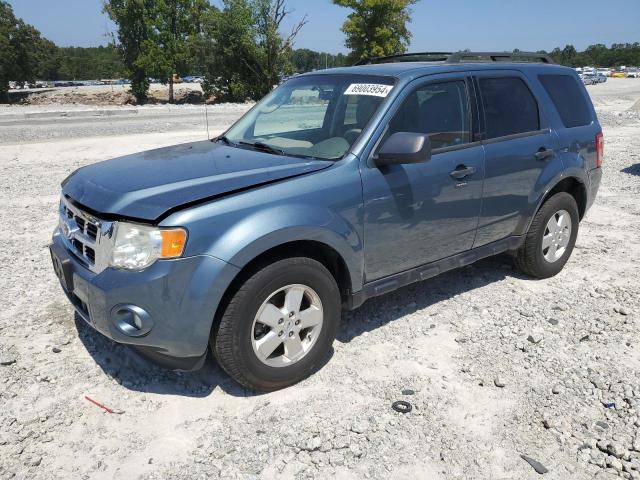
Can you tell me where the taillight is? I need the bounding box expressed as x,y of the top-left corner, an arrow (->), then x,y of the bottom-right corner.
596,132 -> 604,168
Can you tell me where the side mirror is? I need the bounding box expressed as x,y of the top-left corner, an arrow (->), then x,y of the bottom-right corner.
375,132 -> 431,167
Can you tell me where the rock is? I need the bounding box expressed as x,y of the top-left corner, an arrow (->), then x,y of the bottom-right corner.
607,455 -> 624,471
402,389 -> 415,395
305,436 -> 321,451
30,457 -> 42,467
0,355 -> 16,366
543,418 -> 558,430
632,436 -> 640,452
52,347 -> 61,353
607,442 -> 627,459
618,307 -> 629,316
328,451 -> 345,467
494,377 -> 506,388
548,318 -> 559,326
552,385 -> 563,395
520,454 -> 549,474
350,420 -> 368,434
527,333 -> 543,344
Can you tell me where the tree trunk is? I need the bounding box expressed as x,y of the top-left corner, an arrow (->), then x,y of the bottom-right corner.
169,77 -> 174,103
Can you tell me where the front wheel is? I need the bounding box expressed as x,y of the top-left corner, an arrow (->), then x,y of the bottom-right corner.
514,192 -> 579,279
212,257 -> 341,391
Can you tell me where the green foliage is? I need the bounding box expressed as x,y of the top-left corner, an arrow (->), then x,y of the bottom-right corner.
546,43 -> 640,67
54,45 -> 125,80
202,0 -> 306,103
138,0 -> 211,102
105,0 -> 212,103
104,0 -> 154,103
0,1 -> 52,101
201,0 -> 260,102
291,49 -> 347,72
333,0 -> 417,63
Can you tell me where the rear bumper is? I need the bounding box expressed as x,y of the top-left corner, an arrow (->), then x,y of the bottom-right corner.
586,167 -> 602,213
50,230 -> 239,370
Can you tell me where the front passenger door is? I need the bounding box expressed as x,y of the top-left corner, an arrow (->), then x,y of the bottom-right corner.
361,77 -> 485,282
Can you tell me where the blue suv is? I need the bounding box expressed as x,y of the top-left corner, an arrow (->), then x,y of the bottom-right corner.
50,52 -> 603,391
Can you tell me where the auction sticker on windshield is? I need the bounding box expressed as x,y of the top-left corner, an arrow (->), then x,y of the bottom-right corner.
344,83 -> 393,97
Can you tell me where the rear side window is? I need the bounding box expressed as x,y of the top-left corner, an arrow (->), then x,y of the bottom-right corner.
539,74 -> 592,128
479,77 -> 540,139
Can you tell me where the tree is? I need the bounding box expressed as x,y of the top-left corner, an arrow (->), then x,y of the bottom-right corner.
104,0 -> 154,103
333,0 -> 417,63
291,49 -> 347,72
0,1 -> 54,102
202,0 -> 306,102
137,0 -> 211,103
252,0 -> 307,96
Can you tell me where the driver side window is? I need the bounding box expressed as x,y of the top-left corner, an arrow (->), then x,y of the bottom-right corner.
389,80 -> 471,150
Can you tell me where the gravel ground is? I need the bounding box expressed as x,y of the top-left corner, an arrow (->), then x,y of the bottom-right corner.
1,79 -> 639,480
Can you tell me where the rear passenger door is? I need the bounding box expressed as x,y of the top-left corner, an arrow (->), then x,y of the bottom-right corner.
473,72 -> 560,247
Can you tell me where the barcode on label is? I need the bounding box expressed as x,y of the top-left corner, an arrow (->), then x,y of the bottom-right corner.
344,83 -> 393,97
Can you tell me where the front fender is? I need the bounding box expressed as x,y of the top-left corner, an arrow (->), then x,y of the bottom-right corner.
161,160 -> 365,292
211,205 -> 363,292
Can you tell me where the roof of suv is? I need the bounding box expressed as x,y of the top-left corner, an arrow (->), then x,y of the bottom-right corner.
311,61 -> 574,79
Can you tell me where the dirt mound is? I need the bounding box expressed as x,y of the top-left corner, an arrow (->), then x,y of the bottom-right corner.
9,83 -> 206,106
14,88 -> 136,106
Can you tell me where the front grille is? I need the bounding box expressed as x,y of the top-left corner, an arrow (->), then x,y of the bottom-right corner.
84,246 -> 96,263
59,197 -> 113,273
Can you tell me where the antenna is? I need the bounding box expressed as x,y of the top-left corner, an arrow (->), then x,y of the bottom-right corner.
204,86 -> 210,140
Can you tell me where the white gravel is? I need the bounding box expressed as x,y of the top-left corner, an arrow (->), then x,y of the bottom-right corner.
1,79 -> 640,480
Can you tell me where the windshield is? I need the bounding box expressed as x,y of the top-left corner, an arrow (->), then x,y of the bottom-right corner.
223,74 -> 396,160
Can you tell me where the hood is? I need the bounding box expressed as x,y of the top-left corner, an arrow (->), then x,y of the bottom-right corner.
62,140 -> 332,221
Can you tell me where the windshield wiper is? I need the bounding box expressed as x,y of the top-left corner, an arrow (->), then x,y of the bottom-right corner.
239,140 -> 285,156
215,135 -> 233,145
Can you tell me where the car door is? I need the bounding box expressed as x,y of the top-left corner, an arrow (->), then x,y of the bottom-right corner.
361,75 -> 485,282
472,72 -> 561,247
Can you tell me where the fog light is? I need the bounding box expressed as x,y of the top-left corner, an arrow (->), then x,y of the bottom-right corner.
111,304 -> 153,337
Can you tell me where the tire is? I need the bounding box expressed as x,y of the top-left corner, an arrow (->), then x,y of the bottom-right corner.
212,257 -> 341,392
514,192 -> 579,279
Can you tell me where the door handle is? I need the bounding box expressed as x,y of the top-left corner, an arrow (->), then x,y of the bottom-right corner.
534,148 -> 555,161
450,165 -> 476,180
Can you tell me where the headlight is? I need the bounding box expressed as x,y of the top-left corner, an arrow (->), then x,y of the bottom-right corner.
110,222 -> 187,270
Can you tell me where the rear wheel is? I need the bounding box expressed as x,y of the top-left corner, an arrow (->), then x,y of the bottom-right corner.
212,257 -> 340,391
514,192 -> 579,279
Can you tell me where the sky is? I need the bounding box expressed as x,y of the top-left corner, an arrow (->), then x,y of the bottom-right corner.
7,0 -> 640,54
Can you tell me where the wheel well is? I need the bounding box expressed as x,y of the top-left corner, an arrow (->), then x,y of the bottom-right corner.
545,177 -> 587,219
212,241 -> 352,334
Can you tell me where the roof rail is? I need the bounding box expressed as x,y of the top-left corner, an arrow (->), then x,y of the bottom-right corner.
354,51 -> 555,66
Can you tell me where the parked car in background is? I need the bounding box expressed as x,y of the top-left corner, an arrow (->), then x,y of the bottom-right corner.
50,51 -> 603,391
182,75 -> 203,83
611,71 -> 627,78
581,74 -> 596,85
627,68 -> 640,78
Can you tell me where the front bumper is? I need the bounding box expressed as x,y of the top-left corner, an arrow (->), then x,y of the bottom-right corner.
50,230 -> 240,370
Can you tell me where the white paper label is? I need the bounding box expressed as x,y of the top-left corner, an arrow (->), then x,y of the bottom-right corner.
344,83 -> 393,97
